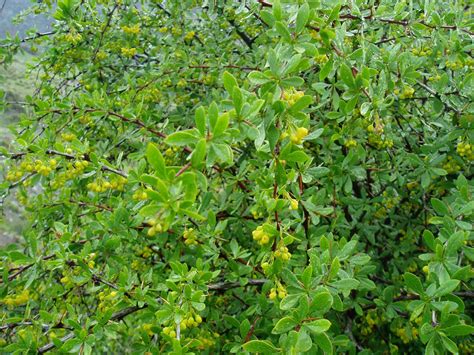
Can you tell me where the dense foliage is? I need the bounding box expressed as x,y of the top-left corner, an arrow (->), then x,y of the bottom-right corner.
1,0 -> 473,353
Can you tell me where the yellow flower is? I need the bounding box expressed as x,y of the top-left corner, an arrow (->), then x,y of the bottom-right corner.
121,47 -> 137,58
290,198 -> 299,210
290,127 -> 309,144
122,24 -> 140,35
184,31 -> 195,41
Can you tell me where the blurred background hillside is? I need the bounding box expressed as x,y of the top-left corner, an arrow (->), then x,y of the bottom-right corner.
0,0 -> 50,38
1,0 -> 50,245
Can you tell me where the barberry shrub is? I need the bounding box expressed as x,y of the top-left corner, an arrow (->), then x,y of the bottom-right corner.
1,0 -> 473,354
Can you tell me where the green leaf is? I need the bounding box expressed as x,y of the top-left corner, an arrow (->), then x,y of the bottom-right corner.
431,198 -> 449,215
195,107 -> 206,136
272,316 -> 298,334
273,0 -> 282,20
208,102 -> 219,130
443,324 -> 474,336
434,280 -> 460,297
440,334 -> 458,354
339,63 -> 355,88
232,87 -> 244,115
146,143 -> 166,179
191,139 -> 207,168
286,150 -> 310,163
290,95 -> 312,112
180,208 -> 206,221
222,71 -> 238,95
329,278 -> 359,291
423,230 -> 436,251
275,22 -> 292,42
8,251 -> 32,263
295,330 -> 312,352
328,257 -> 340,281
165,130 -> 198,146
326,3 -> 341,24
404,272 -> 424,295
280,294 -> 302,310
243,340 -> 279,353
310,291 -> 333,313
304,319 -> 331,334
296,3 -> 310,33
248,71 -> 271,85
319,60 -> 333,81
313,333 -> 333,354
213,113 -> 229,137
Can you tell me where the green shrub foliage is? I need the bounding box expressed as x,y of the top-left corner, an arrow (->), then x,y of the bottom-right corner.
1,0 -> 473,354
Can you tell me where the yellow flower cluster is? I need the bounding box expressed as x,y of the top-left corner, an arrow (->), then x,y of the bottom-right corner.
60,274 -> 73,286
251,207 -> 263,219
122,24 -> 140,34
442,156 -> 461,174
87,176 -> 127,193
64,31 -> 82,44
446,60 -> 464,70
407,262 -> 418,273
282,89 -> 304,106
65,160 -> 89,178
344,138 -> 357,148
360,310 -> 386,335
427,74 -> 441,82
411,47 -> 432,56
61,132 -> 76,142
142,323 -> 154,336
132,189 -> 148,200
139,246 -> 152,258
457,141 -> 474,160
315,54 -> 329,64
171,27 -> 182,36
184,31 -> 195,41
5,169 -> 23,182
98,290 -> 118,312
310,31 -> 321,41
162,326 -> 176,338
406,181 -> 418,190
382,191 -> 400,209
96,50 -> 108,60
368,134 -> 394,149
142,87 -> 161,103
121,47 -> 137,58
50,160 -> 88,189
79,114 -> 92,124
289,127 -> 309,145
162,314 -> 202,338
395,327 -> 418,344
183,228 -> 198,246
395,86 -> 415,99
289,198 -> 299,210
261,261 -> 271,273
131,260 -> 144,270
6,158 -> 58,182
3,290 -> 30,308
196,331 -> 219,349
269,282 -> 287,300
274,244 -> 291,261
146,218 -> 166,237
252,225 -> 271,245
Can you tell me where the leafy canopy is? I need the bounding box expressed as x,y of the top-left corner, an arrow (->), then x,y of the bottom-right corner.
0,0 -> 473,354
